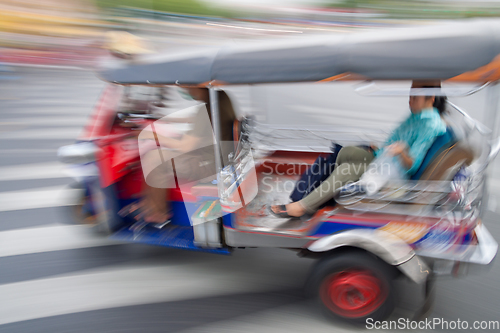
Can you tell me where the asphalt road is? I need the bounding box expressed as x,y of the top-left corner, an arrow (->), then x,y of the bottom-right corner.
0,66 -> 499,332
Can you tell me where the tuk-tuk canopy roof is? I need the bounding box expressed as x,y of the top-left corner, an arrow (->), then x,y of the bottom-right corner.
100,20 -> 500,85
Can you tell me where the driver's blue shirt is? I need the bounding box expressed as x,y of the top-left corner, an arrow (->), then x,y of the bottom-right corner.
376,107 -> 446,177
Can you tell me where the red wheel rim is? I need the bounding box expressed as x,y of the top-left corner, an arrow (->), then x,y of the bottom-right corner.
320,269 -> 387,318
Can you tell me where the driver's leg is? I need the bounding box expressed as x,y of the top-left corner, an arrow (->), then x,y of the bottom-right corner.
140,149 -> 176,222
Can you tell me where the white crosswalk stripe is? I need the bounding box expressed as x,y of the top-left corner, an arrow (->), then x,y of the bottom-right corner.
11,107 -> 93,115
0,224 -> 120,258
1,116 -> 89,126
176,303 -> 353,333
0,260 -> 299,326
0,127 -> 83,139
0,162 -> 67,181
0,186 -> 80,212
0,149 -> 58,154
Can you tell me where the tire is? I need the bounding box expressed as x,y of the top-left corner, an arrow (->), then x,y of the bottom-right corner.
308,251 -> 396,324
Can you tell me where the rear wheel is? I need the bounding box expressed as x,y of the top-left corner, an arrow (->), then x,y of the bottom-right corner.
309,252 -> 396,324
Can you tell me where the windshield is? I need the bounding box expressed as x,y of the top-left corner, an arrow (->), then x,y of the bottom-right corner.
118,86 -> 166,113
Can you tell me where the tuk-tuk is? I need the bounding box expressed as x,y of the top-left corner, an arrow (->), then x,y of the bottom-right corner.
58,20 -> 500,324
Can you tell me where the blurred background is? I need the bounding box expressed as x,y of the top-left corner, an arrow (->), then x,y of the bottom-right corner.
2,0 -> 500,68
1,1 -> 500,332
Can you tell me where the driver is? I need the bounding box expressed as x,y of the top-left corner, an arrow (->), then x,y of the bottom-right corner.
126,88 -> 236,226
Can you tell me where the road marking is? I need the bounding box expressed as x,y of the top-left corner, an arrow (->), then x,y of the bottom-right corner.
0,260 -> 290,325
11,108 -> 93,115
0,224 -> 120,258
0,148 -> 58,154
0,186 -> 79,212
177,303 -> 354,333
0,116 -> 88,126
0,162 -> 66,181
1,63 -> 86,70
0,127 -> 82,139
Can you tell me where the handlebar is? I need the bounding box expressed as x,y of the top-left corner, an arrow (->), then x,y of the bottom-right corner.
117,113 -> 162,120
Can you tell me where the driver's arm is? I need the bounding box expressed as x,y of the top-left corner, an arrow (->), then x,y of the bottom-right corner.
154,133 -> 201,153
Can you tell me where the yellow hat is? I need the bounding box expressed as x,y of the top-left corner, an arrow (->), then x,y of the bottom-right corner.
105,31 -> 153,55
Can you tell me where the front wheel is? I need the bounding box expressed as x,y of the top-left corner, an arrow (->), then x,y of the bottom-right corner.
60,182 -> 114,236
308,252 -> 396,324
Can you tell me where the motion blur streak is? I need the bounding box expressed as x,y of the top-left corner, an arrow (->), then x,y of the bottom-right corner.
1,1 -> 500,333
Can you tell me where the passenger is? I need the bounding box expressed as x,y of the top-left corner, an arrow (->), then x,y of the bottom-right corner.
129,88 -> 235,225
270,80 -> 447,218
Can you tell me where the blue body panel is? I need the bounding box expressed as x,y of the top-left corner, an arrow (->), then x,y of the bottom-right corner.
312,221 -> 377,237
102,181 -> 230,253
110,224 -> 230,254
222,213 -> 234,228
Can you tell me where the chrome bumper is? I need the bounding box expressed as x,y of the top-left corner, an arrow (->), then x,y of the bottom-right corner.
417,223 -> 498,266
467,223 -> 498,265
420,223 -> 497,277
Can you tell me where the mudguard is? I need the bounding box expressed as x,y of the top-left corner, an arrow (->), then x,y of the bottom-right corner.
308,229 -> 430,284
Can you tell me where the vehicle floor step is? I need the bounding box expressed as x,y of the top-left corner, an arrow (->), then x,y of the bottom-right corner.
110,224 -> 230,255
